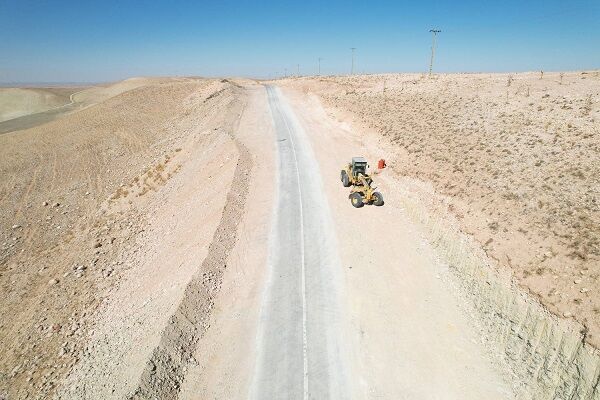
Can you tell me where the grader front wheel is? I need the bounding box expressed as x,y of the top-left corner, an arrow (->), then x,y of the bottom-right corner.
341,170 -> 351,187
350,192 -> 364,208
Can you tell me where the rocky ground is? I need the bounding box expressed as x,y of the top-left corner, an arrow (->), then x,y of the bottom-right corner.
0,77 -> 240,399
280,71 -> 600,346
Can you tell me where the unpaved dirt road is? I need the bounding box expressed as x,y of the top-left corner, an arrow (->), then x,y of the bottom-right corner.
250,86 -> 350,399
0,102 -> 78,134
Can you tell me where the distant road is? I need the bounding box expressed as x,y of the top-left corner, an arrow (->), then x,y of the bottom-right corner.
0,89 -> 84,134
0,104 -> 75,134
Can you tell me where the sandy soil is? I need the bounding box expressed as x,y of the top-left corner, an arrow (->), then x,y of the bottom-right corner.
71,77 -> 162,107
278,71 -> 600,347
0,77 -> 245,399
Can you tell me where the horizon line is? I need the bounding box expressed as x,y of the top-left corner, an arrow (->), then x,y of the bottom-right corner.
1,69 -> 598,87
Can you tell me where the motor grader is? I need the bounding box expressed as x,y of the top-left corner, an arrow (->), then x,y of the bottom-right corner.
340,157 -> 384,208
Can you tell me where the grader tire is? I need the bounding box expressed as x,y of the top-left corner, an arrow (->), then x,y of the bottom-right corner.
373,191 -> 384,206
341,170 -> 351,187
350,192 -> 364,208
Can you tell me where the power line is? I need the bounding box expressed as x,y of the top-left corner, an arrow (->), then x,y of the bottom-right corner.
428,29 -> 441,76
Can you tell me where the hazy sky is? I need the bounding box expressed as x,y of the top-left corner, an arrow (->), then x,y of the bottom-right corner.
1,0 -> 599,83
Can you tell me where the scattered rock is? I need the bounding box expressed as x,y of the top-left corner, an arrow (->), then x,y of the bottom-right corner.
11,364 -> 22,376
563,311 -> 573,318
12,224 -> 21,229
48,279 -> 59,286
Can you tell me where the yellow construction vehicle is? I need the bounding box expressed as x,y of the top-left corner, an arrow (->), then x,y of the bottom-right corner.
340,157 -> 384,208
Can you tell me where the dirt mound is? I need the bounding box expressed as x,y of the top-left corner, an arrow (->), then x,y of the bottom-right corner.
72,77 -> 163,106
280,71 -> 600,346
132,126 -> 252,399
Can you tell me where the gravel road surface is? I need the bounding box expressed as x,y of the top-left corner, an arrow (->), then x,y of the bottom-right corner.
250,86 -> 350,399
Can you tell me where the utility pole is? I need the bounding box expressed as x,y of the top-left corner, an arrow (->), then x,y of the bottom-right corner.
428,29 -> 441,77
284,68 -> 287,78
318,57 -> 323,75
350,47 -> 356,75
297,64 -> 300,77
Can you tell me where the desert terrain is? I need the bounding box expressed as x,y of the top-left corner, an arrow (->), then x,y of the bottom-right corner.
281,71 -> 600,344
0,87 -> 83,123
0,77 -> 256,398
0,71 -> 599,400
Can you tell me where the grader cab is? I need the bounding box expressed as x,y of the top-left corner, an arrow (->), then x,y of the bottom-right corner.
340,157 -> 384,208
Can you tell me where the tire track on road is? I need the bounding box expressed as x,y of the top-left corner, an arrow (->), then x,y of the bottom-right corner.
250,86 -> 349,400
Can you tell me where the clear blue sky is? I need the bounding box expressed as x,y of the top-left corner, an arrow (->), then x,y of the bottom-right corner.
1,0 -> 598,83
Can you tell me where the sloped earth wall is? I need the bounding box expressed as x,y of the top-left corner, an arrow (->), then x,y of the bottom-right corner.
393,177 -> 600,400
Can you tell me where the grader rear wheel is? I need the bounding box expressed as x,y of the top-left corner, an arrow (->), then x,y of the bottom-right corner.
372,191 -> 384,206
